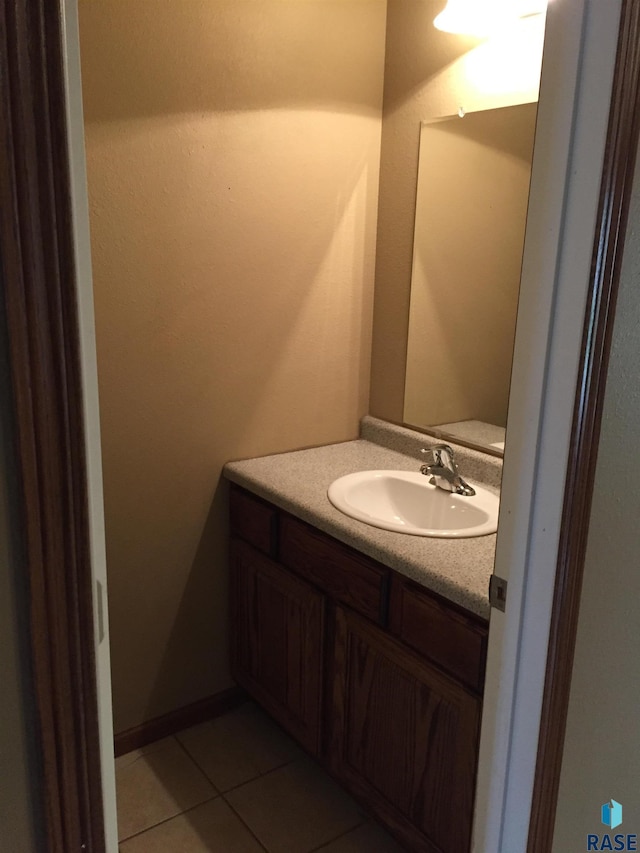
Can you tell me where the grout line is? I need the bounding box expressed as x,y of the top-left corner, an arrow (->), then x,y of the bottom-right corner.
306,820 -> 366,852
173,732 -> 298,795
220,757 -> 364,853
221,797 -> 270,853
118,793 -> 220,844
172,733 -> 222,795
115,734 -> 178,770
170,707 -> 301,794
255,756 -> 298,779
173,733 -> 220,789
219,756 -> 300,796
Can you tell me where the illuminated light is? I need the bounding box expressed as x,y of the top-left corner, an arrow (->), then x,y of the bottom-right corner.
434,0 -> 548,38
458,13 -> 546,95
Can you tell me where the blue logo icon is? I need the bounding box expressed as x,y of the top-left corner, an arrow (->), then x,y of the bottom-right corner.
602,800 -> 623,830
588,800 -> 634,850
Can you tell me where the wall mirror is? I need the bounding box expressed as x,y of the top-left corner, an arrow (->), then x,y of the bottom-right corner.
403,102 -> 538,454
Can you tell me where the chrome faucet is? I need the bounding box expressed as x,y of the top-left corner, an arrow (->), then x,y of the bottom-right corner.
420,444 -> 476,497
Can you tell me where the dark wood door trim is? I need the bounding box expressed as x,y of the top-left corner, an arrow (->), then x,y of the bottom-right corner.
0,2 -> 105,852
527,1 -> 640,849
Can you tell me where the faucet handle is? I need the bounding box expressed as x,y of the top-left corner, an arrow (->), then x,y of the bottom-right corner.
420,446 -> 440,465
427,444 -> 457,470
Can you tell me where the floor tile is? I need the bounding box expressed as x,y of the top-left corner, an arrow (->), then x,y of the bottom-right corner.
225,757 -> 364,853
314,822 -> 405,852
178,702 -> 302,791
116,737 -> 217,841
115,737 -> 173,772
119,798 -> 264,852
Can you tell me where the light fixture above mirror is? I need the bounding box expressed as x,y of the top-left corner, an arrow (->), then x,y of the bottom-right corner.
434,0 -> 548,38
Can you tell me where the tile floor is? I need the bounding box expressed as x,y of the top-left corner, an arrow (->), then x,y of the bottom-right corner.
116,701 -> 405,852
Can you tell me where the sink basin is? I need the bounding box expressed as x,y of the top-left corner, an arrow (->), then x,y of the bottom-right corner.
327,470 -> 499,538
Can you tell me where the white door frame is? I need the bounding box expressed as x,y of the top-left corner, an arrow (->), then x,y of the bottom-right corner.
60,2 -> 118,851
473,0 -> 624,850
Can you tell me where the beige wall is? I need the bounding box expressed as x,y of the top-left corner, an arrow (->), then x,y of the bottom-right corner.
79,0 -> 386,732
404,104 -> 536,429
551,154 -> 640,849
370,0 -> 544,423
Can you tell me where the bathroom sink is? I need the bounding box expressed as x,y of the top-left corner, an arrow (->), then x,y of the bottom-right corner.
327,470 -> 499,538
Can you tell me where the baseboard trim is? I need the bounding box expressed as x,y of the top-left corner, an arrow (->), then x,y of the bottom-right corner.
114,686 -> 246,757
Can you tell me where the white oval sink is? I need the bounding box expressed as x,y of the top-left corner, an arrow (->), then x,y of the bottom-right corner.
328,470 -> 499,538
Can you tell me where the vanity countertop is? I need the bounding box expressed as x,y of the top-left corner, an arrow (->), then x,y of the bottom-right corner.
224,417 -> 502,620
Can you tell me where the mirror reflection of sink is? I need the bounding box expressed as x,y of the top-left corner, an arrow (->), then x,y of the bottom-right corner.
328,470 -> 499,538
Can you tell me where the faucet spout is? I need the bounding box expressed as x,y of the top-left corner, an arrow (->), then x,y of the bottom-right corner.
420,444 -> 476,497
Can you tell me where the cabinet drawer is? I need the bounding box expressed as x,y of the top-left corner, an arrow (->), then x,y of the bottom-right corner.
389,576 -> 488,693
279,515 -> 388,624
229,485 -> 277,557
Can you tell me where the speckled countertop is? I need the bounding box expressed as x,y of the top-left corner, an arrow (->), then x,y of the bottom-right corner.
224,417 -> 502,620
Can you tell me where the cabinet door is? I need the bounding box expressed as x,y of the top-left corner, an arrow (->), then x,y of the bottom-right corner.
331,606 -> 481,853
231,539 -> 325,756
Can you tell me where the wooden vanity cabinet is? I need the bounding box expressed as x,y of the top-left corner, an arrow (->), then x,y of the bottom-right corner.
229,484 -> 487,852
389,575 -> 488,694
231,539 -> 325,756
229,480 -> 328,758
331,606 -> 481,853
